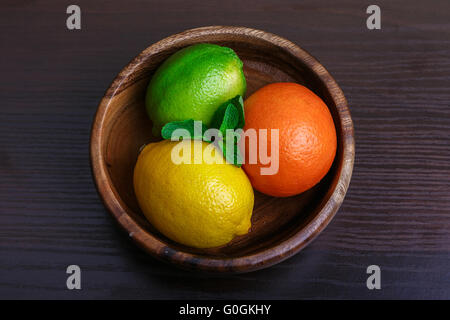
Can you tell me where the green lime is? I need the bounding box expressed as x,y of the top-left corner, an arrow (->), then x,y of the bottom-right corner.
145,43 -> 246,136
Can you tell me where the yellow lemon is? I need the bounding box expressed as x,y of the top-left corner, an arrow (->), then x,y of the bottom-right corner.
133,140 -> 254,248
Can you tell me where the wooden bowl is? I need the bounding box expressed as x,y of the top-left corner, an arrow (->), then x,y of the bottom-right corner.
90,26 -> 354,273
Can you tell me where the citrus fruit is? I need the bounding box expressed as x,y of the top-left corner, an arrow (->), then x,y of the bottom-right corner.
145,43 -> 246,136
242,82 -> 337,197
133,140 -> 254,248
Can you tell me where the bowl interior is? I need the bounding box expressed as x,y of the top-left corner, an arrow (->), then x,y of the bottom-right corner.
100,35 -> 343,258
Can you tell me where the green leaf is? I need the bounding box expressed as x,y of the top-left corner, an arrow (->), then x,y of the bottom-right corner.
161,119 -> 209,141
217,140 -> 243,167
231,95 -> 245,129
159,95 -> 245,168
210,95 -> 245,133
220,104 -> 239,135
210,102 -> 228,132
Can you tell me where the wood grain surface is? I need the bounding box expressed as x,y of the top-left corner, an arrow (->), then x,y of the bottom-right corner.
0,0 -> 449,299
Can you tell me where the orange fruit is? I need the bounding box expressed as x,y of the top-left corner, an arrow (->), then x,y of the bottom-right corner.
241,82 -> 337,197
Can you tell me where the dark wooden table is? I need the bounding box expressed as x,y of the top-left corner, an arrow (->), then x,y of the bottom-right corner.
1,0 -> 449,299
